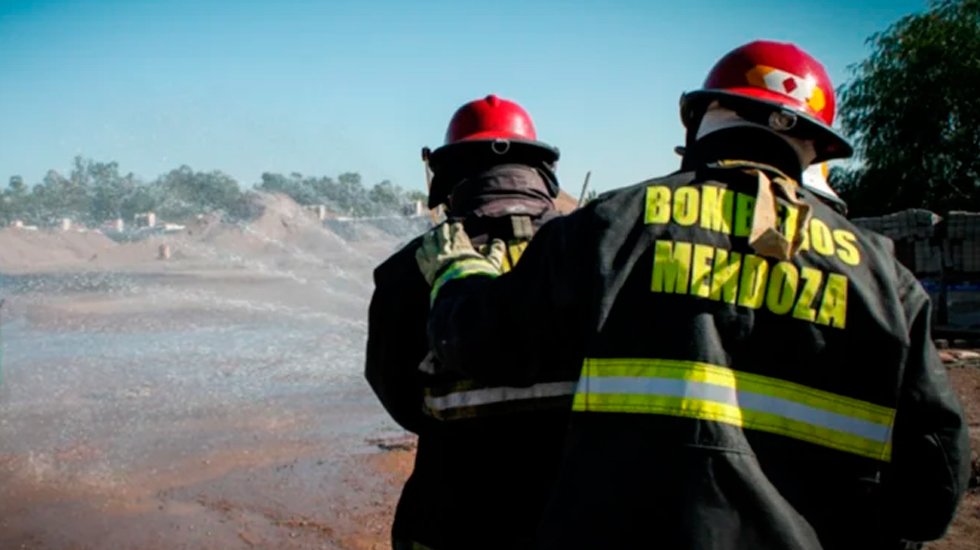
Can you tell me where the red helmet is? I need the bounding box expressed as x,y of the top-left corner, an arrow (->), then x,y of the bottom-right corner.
680,40 -> 853,163
429,94 -> 559,162
447,94 -> 539,142
425,94 -> 560,208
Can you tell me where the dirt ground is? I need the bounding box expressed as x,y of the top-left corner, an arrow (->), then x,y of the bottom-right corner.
0,434 -> 416,550
927,353 -> 980,550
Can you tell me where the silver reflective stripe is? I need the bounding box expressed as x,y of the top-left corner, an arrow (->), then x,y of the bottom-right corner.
425,381 -> 577,411
577,375 -> 892,444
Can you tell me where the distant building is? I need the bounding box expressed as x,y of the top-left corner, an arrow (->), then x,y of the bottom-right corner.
135,212 -> 156,228
304,204 -> 328,221
402,200 -> 425,217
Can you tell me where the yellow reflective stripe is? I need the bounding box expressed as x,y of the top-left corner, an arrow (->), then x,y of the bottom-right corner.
430,258 -> 498,306
573,358 -> 895,462
579,359 -> 895,425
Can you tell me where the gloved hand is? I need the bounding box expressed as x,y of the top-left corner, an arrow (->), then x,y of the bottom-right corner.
415,221 -> 506,303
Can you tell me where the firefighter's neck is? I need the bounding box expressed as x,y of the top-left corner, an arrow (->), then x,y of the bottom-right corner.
445,163 -> 554,218
684,128 -> 808,182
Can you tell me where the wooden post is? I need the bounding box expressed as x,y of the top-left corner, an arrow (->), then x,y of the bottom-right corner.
578,171 -> 592,208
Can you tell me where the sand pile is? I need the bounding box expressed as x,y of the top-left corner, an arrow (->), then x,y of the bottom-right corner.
0,228 -> 119,272
0,193 -> 420,274
166,193 -> 393,270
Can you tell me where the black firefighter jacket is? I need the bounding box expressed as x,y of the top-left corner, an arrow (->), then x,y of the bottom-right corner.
364,164 -> 575,550
426,160 -> 971,550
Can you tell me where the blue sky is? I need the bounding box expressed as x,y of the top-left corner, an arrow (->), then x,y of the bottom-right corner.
0,0 -> 928,196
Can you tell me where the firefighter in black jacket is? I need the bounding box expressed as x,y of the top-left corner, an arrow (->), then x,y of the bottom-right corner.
415,41 -> 971,550
364,94 -> 576,550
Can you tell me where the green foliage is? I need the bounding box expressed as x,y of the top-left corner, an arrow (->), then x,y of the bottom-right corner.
836,0 -> 980,216
1,155 -> 425,227
406,190 -> 427,203
255,170 -> 420,217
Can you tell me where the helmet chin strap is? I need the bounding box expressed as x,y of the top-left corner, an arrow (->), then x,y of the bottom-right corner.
695,103 -> 818,169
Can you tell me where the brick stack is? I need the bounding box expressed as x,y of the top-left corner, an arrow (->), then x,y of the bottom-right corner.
943,212 -> 980,276
852,209 -> 942,276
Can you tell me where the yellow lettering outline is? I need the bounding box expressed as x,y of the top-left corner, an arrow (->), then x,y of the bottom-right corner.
652,240 -> 693,294
673,187 -> 700,226
810,219 -> 835,256
737,254 -> 768,309
817,273 -> 849,329
833,230 -> 861,266
766,262 -> 799,315
710,249 -> 741,304
700,186 -> 733,235
645,186 -> 671,224
691,244 -> 715,298
792,267 -> 824,322
734,192 -> 755,237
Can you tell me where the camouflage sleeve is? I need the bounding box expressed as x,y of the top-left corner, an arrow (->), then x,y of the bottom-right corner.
426,208 -> 594,387
883,262 -> 971,543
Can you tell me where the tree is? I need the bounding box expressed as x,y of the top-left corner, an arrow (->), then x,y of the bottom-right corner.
1,176 -> 28,225
368,180 -> 405,215
154,165 -> 245,221
1,156 -> 423,226
335,172 -> 369,215
89,160 -> 139,222
7,176 -> 27,197
836,0 -> 980,216
31,169 -> 89,225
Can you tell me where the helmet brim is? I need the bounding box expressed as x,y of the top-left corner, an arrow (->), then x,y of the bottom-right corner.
428,138 -> 560,166
680,89 -> 853,164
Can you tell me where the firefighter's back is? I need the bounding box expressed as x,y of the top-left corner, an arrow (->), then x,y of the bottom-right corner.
384,213 -> 575,550
538,162 -> 936,550
422,215 -> 574,550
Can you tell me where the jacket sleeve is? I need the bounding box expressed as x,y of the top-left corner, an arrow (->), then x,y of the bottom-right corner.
427,209 -> 594,387
364,256 -> 432,435
884,264 -> 971,543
